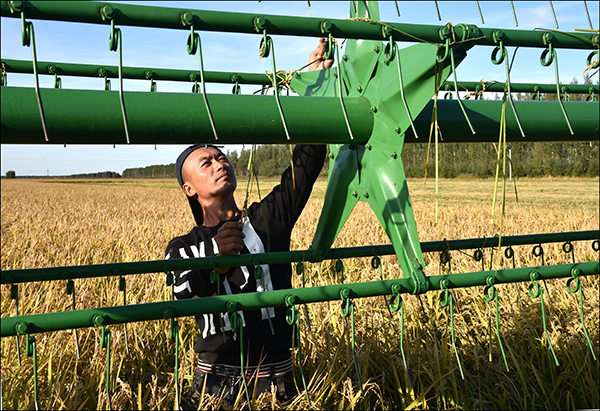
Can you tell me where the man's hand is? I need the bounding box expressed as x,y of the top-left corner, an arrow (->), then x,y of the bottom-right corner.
214,221 -> 245,274
308,38 -> 334,72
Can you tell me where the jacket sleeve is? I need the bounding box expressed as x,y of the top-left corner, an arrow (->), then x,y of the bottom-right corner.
259,144 -> 326,232
164,239 -> 218,299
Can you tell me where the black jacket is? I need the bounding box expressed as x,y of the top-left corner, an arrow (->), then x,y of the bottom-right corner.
165,144 -> 326,365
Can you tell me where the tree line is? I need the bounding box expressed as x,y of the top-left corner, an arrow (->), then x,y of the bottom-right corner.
123,78 -> 598,180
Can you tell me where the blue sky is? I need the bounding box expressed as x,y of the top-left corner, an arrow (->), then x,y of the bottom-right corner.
1,1 -> 597,176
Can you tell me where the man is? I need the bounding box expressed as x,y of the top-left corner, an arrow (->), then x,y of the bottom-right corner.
165,40 -> 332,409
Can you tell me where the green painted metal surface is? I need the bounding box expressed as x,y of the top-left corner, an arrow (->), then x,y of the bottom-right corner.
1,58 -> 273,85
2,261 -> 598,338
441,80 -> 599,95
0,86 -> 373,144
1,87 -> 598,144
404,100 -> 600,143
293,2 -> 450,292
3,231 -> 596,285
1,1 -> 597,48
4,59 -> 597,96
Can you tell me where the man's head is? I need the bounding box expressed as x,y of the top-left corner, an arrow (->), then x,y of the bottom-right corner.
176,144 -> 237,226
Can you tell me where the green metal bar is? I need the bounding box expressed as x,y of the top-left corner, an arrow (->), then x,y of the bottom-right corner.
442,80 -> 599,95
2,87 -> 598,144
404,100 -> 599,143
1,1 -> 596,49
7,60 -> 597,96
0,86 -> 374,145
2,262 -> 597,337
2,230 -> 598,284
1,59 -> 272,85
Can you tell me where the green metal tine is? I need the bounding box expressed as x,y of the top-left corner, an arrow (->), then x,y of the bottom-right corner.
11,283 -> 21,366
584,1 -> 594,29
118,276 -> 129,355
98,67 -> 111,91
258,28 -> 291,141
286,298 -> 311,405
146,70 -> 157,92
372,256 -> 393,319
549,1 -> 559,29
504,246 -> 522,306
449,42 -> 476,135
335,258 -> 345,284
440,278 -> 465,379
99,324 -> 112,410
335,43 -> 355,140
540,34 -> 574,135
510,1 -> 519,27
296,261 -> 312,333
340,289 -> 364,395
434,0 -> 442,21
476,1 -> 484,25
25,334 -> 39,410
66,280 -> 81,359
13,4 -> 49,142
165,311 -> 180,409
392,40 -> 419,138
563,241 -> 575,264
484,276 -> 509,371
186,21 -> 219,140
567,267 -> 597,360
532,243 -> 553,304
101,6 -> 131,144
48,65 -> 61,89
491,32 -> 525,137
389,284 -> 412,389
528,271 -> 559,366
229,309 -> 252,409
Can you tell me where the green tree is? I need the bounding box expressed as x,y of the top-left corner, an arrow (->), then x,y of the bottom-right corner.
5,170 -> 16,179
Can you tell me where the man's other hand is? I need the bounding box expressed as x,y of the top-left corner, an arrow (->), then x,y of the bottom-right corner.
308,38 -> 335,72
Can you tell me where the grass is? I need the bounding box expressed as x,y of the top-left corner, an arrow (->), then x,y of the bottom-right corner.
1,177 -> 598,410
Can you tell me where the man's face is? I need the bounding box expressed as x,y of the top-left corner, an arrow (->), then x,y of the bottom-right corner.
181,147 -> 237,202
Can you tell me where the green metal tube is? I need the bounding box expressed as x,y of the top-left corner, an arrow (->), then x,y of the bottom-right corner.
2,230 -> 597,284
1,59 -> 272,85
404,100 -> 599,143
443,81 -> 599,95
8,59 -> 596,96
0,86 -> 373,144
2,87 -> 598,144
8,59 -> 598,97
1,2 -> 596,49
2,261 -> 597,337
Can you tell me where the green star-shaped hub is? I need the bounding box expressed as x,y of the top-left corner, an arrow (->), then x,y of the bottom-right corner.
290,1 -> 475,293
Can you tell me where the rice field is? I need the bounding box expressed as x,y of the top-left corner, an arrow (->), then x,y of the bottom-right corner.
1,176 -> 598,410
